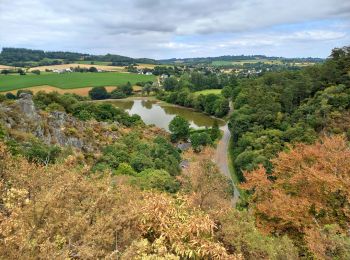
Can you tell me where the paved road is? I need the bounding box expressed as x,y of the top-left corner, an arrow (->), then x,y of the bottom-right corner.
213,123 -> 240,206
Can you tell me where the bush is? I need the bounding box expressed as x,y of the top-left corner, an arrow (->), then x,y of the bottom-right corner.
5,93 -> 16,100
31,69 -> 41,75
110,89 -> 126,99
23,140 -> 61,165
88,86 -> 110,100
131,169 -> 180,193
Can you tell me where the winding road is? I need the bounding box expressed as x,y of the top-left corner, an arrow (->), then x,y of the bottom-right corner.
213,103 -> 240,206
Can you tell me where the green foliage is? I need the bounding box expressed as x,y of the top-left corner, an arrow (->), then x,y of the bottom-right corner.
72,102 -> 141,126
229,46 -> 350,179
110,88 -> 126,99
33,91 -> 84,113
169,116 -> 190,142
23,140 -> 61,165
16,89 -> 33,98
115,162 -> 137,176
190,132 -> 212,152
88,86 -> 110,100
119,81 -> 133,96
163,76 -> 178,91
31,69 -> 41,75
5,93 -> 16,100
0,124 -> 6,140
94,134 -> 180,178
131,169 -> 180,193
5,138 -> 61,165
210,120 -> 221,141
221,85 -> 233,98
0,94 -> 6,102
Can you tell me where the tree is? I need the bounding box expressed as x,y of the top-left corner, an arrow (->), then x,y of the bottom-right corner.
88,86 -> 110,100
88,66 -> 98,72
119,82 -> 133,96
169,116 -> 190,142
190,132 -> 212,152
210,120 -> 221,141
163,77 -> 178,91
142,83 -> 152,95
110,88 -> 126,99
241,136 -> 350,258
222,86 -> 233,98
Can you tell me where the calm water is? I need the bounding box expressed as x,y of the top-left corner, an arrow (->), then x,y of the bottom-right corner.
108,99 -> 225,131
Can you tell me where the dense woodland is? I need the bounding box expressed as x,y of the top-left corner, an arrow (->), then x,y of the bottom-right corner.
229,46 -> 350,180
0,48 -> 156,67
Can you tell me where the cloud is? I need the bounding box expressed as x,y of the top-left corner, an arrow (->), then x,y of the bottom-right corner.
0,0 -> 349,58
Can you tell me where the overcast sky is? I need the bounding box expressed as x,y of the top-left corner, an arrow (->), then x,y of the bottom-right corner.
0,0 -> 349,59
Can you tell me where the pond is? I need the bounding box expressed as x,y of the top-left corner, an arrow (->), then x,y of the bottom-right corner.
107,99 -> 225,131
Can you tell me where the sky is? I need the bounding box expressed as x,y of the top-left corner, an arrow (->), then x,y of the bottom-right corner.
0,0 -> 349,59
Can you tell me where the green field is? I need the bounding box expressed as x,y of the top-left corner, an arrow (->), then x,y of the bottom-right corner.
212,59 -> 283,66
75,61 -> 113,66
0,72 -> 155,92
194,89 -> 222,96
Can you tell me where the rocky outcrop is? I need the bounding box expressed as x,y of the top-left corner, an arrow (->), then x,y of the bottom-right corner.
17,93 -> 40,120
0,94 -> 120,152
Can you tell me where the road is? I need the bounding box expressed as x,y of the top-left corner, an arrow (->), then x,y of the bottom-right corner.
213,124 -> 240,206
213,103 -> 240,206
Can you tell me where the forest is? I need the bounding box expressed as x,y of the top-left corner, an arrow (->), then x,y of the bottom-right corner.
0,48 -> 156,67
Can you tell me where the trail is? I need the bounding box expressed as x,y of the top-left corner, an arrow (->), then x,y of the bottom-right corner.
213,103 -> 240,206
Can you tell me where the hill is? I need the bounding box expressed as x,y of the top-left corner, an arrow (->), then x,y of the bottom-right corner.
0,47 -> 157,67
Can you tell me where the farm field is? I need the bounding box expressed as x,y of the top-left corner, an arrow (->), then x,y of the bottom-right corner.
0,72 -> 155,92
2,85 -> 142,96
212,59 -> 283,66
28,63 -> 126,72
194,89 -> 222,96
0,64 -> 18,70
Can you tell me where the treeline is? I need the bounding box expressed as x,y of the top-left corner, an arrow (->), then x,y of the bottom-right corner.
162,71 -> 237,91
0,47 -> 156,67
156,71 -> 235,117
230,46 -> 350,180
159,54 -> 324,65
158,90 -> 229,117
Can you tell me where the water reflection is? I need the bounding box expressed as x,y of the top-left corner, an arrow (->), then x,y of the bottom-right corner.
108,99 -> 225,131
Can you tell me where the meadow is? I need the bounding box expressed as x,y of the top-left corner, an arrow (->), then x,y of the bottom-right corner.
194,89 -> 222,96
0,72 -> 155,92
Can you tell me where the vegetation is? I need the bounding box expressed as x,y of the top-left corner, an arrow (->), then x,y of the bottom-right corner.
229,46 -> 350,180
242,136 -> 350,258
0,47 -> 156,67
168,116 -> 190,142
0,140 -> 299,259
0,45 -> 349,259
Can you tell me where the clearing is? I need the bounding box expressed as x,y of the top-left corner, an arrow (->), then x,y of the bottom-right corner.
194,89 -> 222,96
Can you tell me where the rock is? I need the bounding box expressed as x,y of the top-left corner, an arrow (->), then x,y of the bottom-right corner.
16,93 -> 39,120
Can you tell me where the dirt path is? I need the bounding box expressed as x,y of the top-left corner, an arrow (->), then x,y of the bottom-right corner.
213,103 -> 240,206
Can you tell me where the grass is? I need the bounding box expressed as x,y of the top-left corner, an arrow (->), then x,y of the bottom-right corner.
212,59 -> 283,66
0,72 -> 155,92
194,89 -> 222,96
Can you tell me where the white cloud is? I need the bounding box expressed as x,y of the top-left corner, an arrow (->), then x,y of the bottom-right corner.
0,0 -> 349,58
